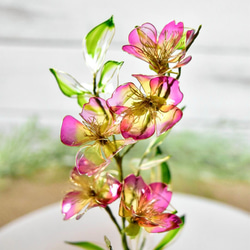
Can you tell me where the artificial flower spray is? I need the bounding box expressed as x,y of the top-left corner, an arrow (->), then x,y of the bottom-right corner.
50,16 -> 201,250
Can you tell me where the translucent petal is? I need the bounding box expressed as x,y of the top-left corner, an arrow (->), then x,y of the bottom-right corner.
76,144 -> 110,176
158,21 -> 183,45
133,74 -> 155,96
101,139 -> 135,159
60,115 -> 94,146
96,174 -> 121,204
127,23 -> 157,47
121,175 -> 150,212
149,183 -> 172,212
156,107 -> 183,136
144,213 -> 182,233
122,45 -> 148,62
121,111 -> 155,140
149,76 -> 183,105
80,97 -> 113,133
62,191 -> 93,220
174,55 -> 192,68
107,82 -> 138,114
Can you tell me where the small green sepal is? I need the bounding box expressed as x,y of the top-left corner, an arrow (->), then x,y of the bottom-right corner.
124,222 -> 141,238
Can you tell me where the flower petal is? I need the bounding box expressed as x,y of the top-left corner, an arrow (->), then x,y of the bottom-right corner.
133,74 -> 155,96
174,55 -> 192,68
62,191 -> 94,220
96,174 -> 121,204
80,97 -> 113,132
144,213 -> 182,233
76,144 -> 110,176
60,115 -> 94,146
150,76 -> 183,105
101,138 -> 135,159
149,183 -> 172,212
107,82 -> 138,114
156,107 -> 182,136
120,174 -> 150,216
121,111 -> 155,140
122,45 -> 148,62
158,21 -> 183,46
128,23 -> 157,47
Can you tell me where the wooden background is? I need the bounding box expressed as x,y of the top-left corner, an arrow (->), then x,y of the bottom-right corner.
0,0 -> 249,141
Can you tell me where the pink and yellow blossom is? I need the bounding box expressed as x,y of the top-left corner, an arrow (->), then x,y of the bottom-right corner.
107,75 -> 183,140
62,167 -> 122,220
60,97 -> 134,175
119,174 -> 181,234
123,21 -> 195,75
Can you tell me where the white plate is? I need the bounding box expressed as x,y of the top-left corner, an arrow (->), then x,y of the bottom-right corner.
0,193 -> 249,250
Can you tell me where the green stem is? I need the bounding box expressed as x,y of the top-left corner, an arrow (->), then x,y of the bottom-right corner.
176,67 -> 181,80
93,73 -> 99,97
113,154 -> 130,250
120,142 -> 136,158
136,151 -> 147,177
105,206 -> 122,233
114,154 -> 123,182
121,217 -> 130,250
105,206 -> 130,250
186,25 -> 202,52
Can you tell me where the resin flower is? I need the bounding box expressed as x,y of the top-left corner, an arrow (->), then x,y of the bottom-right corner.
123,21 -> 195,75
119,174 -> 181,235
62,167 -> 121,220
61,97 -> 134,175
107,75 -> 183,140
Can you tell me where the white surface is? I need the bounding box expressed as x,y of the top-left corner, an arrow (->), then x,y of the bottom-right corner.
0,193 -> 249,250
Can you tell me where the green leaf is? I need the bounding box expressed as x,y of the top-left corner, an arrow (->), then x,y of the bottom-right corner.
65,241 -> 105,250
98,60 -> 123,92
161,161 -> 171,184
139,155 -> 170,170
144,130 -> 170,156
155,146 -> 171,184
50,68 -> 90,97
153,216 -> 185,250
83,16 -> 115,73
77,95 -> 88,108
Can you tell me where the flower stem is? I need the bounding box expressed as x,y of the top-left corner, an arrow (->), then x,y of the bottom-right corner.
105,206 -> 130,250
93,73 -> 99,97
121,219 -> 130,250
114,154 -> 123,182
186,25 -> 202,52
105,206 -> 122,233
112,154 -> 130,250
120,143 -> 136,158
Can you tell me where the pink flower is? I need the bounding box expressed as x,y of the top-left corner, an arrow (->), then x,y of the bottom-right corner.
123,21 -> 195,75
62,167 -> 122,220
119,174 -> 181,234
107,75 -> 183,140
60,97 -> 134,175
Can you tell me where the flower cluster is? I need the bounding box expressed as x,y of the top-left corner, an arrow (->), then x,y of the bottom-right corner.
51,16 -> 200,249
